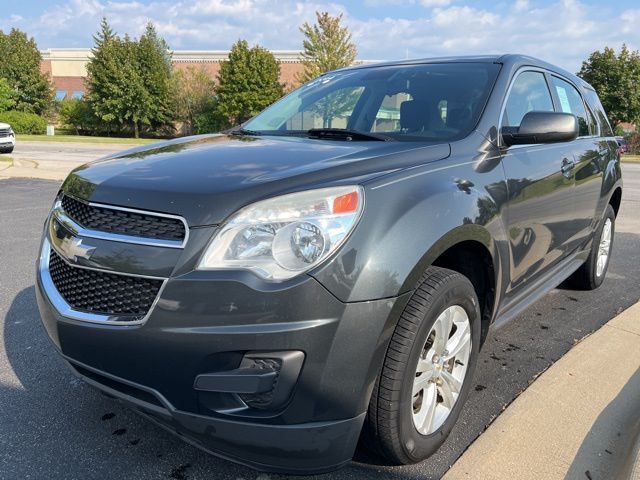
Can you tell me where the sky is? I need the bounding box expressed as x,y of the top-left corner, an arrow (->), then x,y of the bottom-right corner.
2,0 -> 639,72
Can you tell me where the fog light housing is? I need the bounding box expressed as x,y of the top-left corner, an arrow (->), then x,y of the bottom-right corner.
194,351 -> 305,411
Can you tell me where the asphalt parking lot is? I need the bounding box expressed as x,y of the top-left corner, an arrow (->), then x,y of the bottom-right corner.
1,164 -> 639,480
10,140 -> 137,166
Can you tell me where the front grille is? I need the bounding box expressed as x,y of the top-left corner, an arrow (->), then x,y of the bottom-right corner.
49,249 -> 163,319
61,195 -> 186,242
0,128 -> 11,137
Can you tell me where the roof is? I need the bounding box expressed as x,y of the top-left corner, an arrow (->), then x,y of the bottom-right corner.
336,53 -> 593,91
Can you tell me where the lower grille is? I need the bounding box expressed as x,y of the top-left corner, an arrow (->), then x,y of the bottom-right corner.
49,249 -> 163,319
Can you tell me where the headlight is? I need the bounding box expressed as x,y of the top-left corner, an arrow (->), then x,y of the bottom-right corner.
198,186 -> 364,280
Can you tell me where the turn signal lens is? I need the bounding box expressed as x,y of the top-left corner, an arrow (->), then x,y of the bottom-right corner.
333,191 -> 359,214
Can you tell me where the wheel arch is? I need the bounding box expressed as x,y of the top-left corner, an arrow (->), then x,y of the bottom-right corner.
402,225 -> 500,346
608,186 -> 622,217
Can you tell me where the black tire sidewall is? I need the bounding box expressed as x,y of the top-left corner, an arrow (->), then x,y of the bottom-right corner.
396,277 -> 481,462
589,205 -> 615,288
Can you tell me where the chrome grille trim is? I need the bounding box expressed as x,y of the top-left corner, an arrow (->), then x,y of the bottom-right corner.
39,238 -> 167,326
54,196 -> 189,249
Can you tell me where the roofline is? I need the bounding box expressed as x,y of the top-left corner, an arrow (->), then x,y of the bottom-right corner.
331,53 -> 593,90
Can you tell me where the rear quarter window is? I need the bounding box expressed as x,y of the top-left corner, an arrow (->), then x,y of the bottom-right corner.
583,88 -> 614,137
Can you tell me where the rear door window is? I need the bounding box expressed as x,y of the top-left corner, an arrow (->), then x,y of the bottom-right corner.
503,71 -> 554,128
550,76 -> 590,137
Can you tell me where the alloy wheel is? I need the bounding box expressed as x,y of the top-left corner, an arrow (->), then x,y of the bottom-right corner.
596,218 -> 612,278
411,305 -> 472,435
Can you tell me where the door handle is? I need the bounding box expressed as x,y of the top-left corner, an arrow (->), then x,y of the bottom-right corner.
561,158 -> 575,178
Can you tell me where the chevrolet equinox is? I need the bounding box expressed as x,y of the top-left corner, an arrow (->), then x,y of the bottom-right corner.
36,55 -> 622,474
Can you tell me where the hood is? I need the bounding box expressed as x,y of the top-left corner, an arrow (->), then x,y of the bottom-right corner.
0,122 -> 11,129
62,134 -> 450,226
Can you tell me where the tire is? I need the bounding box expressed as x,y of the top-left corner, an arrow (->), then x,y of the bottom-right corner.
362,266 -> 481,465
566,204 -> 615,290
0,146 -> 13,154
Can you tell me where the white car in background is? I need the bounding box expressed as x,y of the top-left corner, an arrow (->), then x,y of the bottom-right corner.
0,122 -> 15,153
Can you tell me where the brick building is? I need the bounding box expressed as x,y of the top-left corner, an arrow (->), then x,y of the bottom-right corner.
40,48 -> 305,100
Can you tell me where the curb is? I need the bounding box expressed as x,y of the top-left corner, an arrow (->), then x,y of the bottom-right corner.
0,157 -> 80,181
444,301 -> 640,480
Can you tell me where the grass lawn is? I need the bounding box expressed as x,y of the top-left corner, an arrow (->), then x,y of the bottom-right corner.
16,134 -> 158,145
621,154 -> 640,163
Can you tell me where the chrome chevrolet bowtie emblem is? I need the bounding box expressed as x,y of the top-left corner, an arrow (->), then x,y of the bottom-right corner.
58,237 -> 96,262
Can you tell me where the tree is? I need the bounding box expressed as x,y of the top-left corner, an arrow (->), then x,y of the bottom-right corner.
0,28 -> 53,114
0,77 -> 17,112
172,65 -> 217,134
86,18 -> 174,137
86,18 -> 128,133
136,23 -> 173,132
578,45 -> 640,127
216,40 -> 284,126
298,11 -> 357,83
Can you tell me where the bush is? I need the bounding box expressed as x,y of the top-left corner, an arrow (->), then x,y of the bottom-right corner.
624,132 -> 640,155
0,110 -> 46,134
193,109 -> 226,134
58,99 -> 98,135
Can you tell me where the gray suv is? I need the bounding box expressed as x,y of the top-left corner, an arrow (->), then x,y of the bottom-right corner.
36,54 -> 622,474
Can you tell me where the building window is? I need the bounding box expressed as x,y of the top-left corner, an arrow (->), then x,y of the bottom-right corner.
55,90 -> 67,101
71,91 -> 84,99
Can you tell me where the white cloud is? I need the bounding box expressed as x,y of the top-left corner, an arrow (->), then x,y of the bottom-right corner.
513,0 -> 529,12
2,0 -> 639,73
421,0 -> 451,7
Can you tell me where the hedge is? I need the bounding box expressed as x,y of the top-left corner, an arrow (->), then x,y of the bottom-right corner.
0,111 -> 47,134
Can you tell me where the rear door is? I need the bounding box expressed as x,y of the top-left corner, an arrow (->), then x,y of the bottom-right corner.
548,75 -> 603,251
499,70 -> 577,294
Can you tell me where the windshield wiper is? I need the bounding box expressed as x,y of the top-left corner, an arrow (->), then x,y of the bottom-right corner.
307,128 -> 390,141
228,127 -> 263,136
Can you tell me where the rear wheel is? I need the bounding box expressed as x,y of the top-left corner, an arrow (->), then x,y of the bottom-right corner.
567,204 -> 615,290
363,266 -> 481,464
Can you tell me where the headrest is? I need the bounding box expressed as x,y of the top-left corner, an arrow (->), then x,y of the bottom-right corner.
400,100 -> 430,131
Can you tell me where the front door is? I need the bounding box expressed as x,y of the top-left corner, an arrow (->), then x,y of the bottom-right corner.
499,70 -> 577,294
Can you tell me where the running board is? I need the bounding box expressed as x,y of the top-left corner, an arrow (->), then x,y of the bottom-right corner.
492,249 -> 589,330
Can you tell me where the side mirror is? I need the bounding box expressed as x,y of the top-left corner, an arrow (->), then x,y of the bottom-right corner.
501,111 -> 578,146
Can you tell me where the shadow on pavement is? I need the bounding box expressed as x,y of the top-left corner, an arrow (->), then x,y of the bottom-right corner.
565,368 -> 640,480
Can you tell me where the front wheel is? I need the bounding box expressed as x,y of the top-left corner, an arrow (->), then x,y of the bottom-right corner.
362,266 -> 481,464
0,146 -> 13,154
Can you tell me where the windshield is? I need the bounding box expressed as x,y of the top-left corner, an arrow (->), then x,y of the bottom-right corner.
245,62 -> 501,141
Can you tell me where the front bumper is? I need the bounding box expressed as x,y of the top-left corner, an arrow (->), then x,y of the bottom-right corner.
36,252 -> 408,473
0,135 -> 14,148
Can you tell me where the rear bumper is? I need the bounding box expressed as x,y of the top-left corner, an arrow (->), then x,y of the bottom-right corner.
36,262 -> 409,473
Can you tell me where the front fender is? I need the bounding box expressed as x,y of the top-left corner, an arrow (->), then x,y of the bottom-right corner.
311,149 -> 509,304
